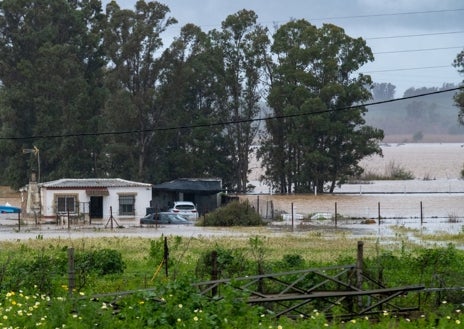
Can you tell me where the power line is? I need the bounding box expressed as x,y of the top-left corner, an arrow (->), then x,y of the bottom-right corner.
259,8 -> 464,26
374,46 -> 463,55
2,87 -> 462,142
366,30 -> 464,40
361,65 -> 452,73
168,8 -> 464,34
256,86 -> 464,121
303,8 -> 464,21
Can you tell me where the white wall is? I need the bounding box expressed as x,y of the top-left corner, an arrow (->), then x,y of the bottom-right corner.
41,186 -> 152,221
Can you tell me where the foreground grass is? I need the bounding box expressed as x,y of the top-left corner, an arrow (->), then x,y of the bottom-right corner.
0,232 -> 462,328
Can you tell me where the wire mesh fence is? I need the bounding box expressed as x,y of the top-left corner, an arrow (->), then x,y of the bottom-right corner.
244,193 -> 464,229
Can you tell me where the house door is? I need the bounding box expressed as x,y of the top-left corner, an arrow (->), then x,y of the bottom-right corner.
90,196 -> 103,219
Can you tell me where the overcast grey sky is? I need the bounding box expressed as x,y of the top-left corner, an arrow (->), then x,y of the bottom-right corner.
107,0 -> 464,97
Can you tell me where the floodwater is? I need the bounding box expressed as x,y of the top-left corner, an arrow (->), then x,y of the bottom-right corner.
1,143 -> 464,240
0,215 -> 254,240
245,143 -> 464,232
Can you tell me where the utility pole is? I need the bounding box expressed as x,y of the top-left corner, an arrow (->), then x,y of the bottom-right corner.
22,146 -> 40,182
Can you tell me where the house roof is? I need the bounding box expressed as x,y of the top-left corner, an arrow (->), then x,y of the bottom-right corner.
40,178 -> 152,189
153,178 -> 222,194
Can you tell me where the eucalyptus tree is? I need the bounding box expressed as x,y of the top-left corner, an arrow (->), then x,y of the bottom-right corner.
372,82 -> 396,101
0,0 -> 107,188
209,10 -> 270,193
453,49 -> 464,124
154,24 -> 234,184
102,0 -> 176,181
260,20 -> 383,194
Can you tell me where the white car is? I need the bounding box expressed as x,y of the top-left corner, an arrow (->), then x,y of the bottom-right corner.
169,201 -> 199,220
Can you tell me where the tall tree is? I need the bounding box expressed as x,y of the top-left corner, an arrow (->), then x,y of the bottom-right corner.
210,10 -> 270,193
153,24 -> 234,184
260,20 -> 383,194
0,0 -> 107,188
453,49 -> 464,124
372,82 -> 396,101
101,0 -> 176,181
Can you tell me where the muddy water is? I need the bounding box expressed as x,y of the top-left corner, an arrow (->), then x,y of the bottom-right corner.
0,143 -> 463,240
246,143 -> 464,220
359,143 -> 464,180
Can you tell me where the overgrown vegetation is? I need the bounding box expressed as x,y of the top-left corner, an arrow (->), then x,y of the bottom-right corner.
199,201 -> 266,226
357,160 -> 414,180
0,247 -> 124,296
0,235 -> 461,327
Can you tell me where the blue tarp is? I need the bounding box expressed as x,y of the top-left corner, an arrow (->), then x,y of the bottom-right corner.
0,205 -> 21,213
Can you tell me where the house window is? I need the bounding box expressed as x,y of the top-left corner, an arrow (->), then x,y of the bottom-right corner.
119,195 -> 135,216
57,195 -> 76,213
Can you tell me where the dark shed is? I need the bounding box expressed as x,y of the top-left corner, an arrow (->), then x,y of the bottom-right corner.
151,178 -> 222,215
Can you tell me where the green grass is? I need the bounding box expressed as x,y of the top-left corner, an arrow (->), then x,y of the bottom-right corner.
0,234 -> 462,328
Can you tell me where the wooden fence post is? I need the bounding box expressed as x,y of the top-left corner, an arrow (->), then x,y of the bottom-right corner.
334,202 -> 338,228
291,202 -> 294,231
211,250 -> 218,297
356,241 -> 364,289
378,202 -> 381,225
164,237 -> 169,277
110,206 -> 113,230
68,247 -> 75,297
271,201 -> 274,221
356,241 -> 364,308
257,195 -> 260,216
420,201 -> 423,226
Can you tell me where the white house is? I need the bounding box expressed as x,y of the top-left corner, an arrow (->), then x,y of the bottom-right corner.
26,178 -> 152,223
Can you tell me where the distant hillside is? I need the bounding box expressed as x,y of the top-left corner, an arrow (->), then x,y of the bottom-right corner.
365,88 -> 464,142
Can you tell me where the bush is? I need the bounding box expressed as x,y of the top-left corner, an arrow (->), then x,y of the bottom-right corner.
200,201 -> 266,226
76,249 -> 125,276
358,160 -> 414,180
387,160 -> 414,180
3,253 -> 63,295
195,247 -> 250,280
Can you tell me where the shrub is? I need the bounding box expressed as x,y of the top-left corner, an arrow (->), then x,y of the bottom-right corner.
195,246 -> 250,280
76,249 -> 125,276
387,160 -> 414,180
281,253 -> 305,269
200,200 -> 266,226
3,253 -> 63,295
357,160 -> 414,180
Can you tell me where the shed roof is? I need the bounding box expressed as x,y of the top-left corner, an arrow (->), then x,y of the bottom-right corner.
41,178 -> 152,189
153,178 -> 222,193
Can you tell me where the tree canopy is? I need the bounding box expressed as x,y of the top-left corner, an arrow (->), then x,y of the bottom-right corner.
453,50 -> 464,124
259,20 -> 383,193
0,0 -> 385,194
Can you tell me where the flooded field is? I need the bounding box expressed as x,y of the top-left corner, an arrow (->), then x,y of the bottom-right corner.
359,142 -> 464,180
249,143 -> 464,191
1,143 -> 463,241
246,143 -> 464,232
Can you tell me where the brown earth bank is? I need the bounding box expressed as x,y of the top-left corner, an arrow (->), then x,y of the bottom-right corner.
0,186 -> 20,207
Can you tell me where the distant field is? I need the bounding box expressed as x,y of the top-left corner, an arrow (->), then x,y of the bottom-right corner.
383,134 -> 464,143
